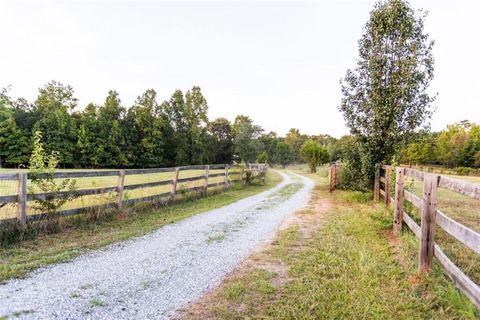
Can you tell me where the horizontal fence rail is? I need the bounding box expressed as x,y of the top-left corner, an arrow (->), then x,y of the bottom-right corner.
374,164 -> 480,309
0,163 -> 268,225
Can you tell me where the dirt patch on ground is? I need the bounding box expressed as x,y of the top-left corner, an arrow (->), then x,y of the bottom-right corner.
178,188 -> 335,319
385,230 -> 410,271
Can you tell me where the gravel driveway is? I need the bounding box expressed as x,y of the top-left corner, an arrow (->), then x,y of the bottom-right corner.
0,171 -> 314,319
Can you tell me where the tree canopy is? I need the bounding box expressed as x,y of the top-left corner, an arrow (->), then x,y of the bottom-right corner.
300,140 -> 329,173
0,82 -> 334,169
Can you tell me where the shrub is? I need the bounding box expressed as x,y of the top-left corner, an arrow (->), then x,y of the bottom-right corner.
0,221 -> 37,248
28,131 -> 78,233
300,140 -> 329,173
256,151 -> 268,164
455,167 -> 471,176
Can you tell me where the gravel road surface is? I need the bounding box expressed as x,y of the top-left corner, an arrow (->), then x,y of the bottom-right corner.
0,171 -> 313,319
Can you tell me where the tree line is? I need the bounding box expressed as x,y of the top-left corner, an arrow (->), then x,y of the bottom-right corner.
401,121 -> 480,168
0,82 -> 331,169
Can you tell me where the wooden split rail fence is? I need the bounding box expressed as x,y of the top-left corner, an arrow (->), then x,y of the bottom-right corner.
0,163 -> 268,225
375,164 -> 480,308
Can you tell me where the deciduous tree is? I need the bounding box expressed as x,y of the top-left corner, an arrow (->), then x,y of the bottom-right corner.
339,0 -> 435,189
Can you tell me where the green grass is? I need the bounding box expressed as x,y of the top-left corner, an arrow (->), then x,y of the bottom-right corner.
0,168 -> 234,220
207,233 -> 226,243
0,171 -> 282,282
183,167 -> 478,319
402,173 -> 480,285
89,298 -> 106,308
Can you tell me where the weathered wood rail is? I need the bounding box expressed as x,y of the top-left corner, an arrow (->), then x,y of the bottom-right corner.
0,163 -> 268,225
328,163 -> 340,193
374,164 -> 480,308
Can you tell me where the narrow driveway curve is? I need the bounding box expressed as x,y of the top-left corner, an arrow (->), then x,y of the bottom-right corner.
0,171 -> 314,319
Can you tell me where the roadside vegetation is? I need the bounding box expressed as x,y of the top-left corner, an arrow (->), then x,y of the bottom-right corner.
0,170 -> 281,282
182,167 -> 478,319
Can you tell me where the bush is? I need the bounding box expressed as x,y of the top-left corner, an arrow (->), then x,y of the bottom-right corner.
28,131 -> 78,234
256,151 -> 268,164
300,140 -> 329,173
0,221 -> 37,248
336,137 -> 371,191
455,167 -> 471,176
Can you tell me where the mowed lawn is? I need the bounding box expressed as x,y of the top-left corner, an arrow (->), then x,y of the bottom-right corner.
0,167 -> 238,220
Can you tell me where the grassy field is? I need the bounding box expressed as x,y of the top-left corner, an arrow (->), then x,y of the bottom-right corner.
0,170 -> 282,282
0,167 -> 237,220
182,167 -> 478,319
403,173 -> 480,284
403,164 -> 480,178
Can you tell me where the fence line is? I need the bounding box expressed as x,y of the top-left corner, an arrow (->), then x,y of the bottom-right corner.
0,163 -> 268,225
374,164 -> 480,308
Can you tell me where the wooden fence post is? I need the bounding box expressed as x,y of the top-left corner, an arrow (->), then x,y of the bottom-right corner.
240,164 -> 245,186
116,170 -> 125,210
385,166 -> 391,206
419,174 -> 438,273
17,173 -> 27,226
224,165 -> 229,189
261,164 -> 266,184
328,165 -> 333,192
203,165 -> 209,195
170,167 -> 180,201
393,167 -> 405,234
333,164 -> 337,190
374,164 -> 380,201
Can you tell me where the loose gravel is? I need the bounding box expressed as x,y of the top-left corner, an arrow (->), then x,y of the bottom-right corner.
0,171 -> 314,319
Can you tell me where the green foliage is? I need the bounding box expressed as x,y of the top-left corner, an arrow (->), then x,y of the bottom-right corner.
396,121 -> 480,169
125,89 -> 167,167
0,221 -> 37,248
28,131 -> 77,230
0,95 -> 30,166
475,151 -> 480,168
436,122 -> 480,168
33,81 -> 78,165
300,140 -> 329,173
404,142 -> 431,165
339,0 -> 435,189
285,128 -> 307,163
208,118 -> 234,163
162,88 -> 211,165
0,82 -> 343,170
256,151 -> 268,163
232,115 -> 263,162
273,142 -> 294,168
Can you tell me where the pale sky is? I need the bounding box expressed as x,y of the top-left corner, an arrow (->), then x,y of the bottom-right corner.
1,0 -> 479,138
